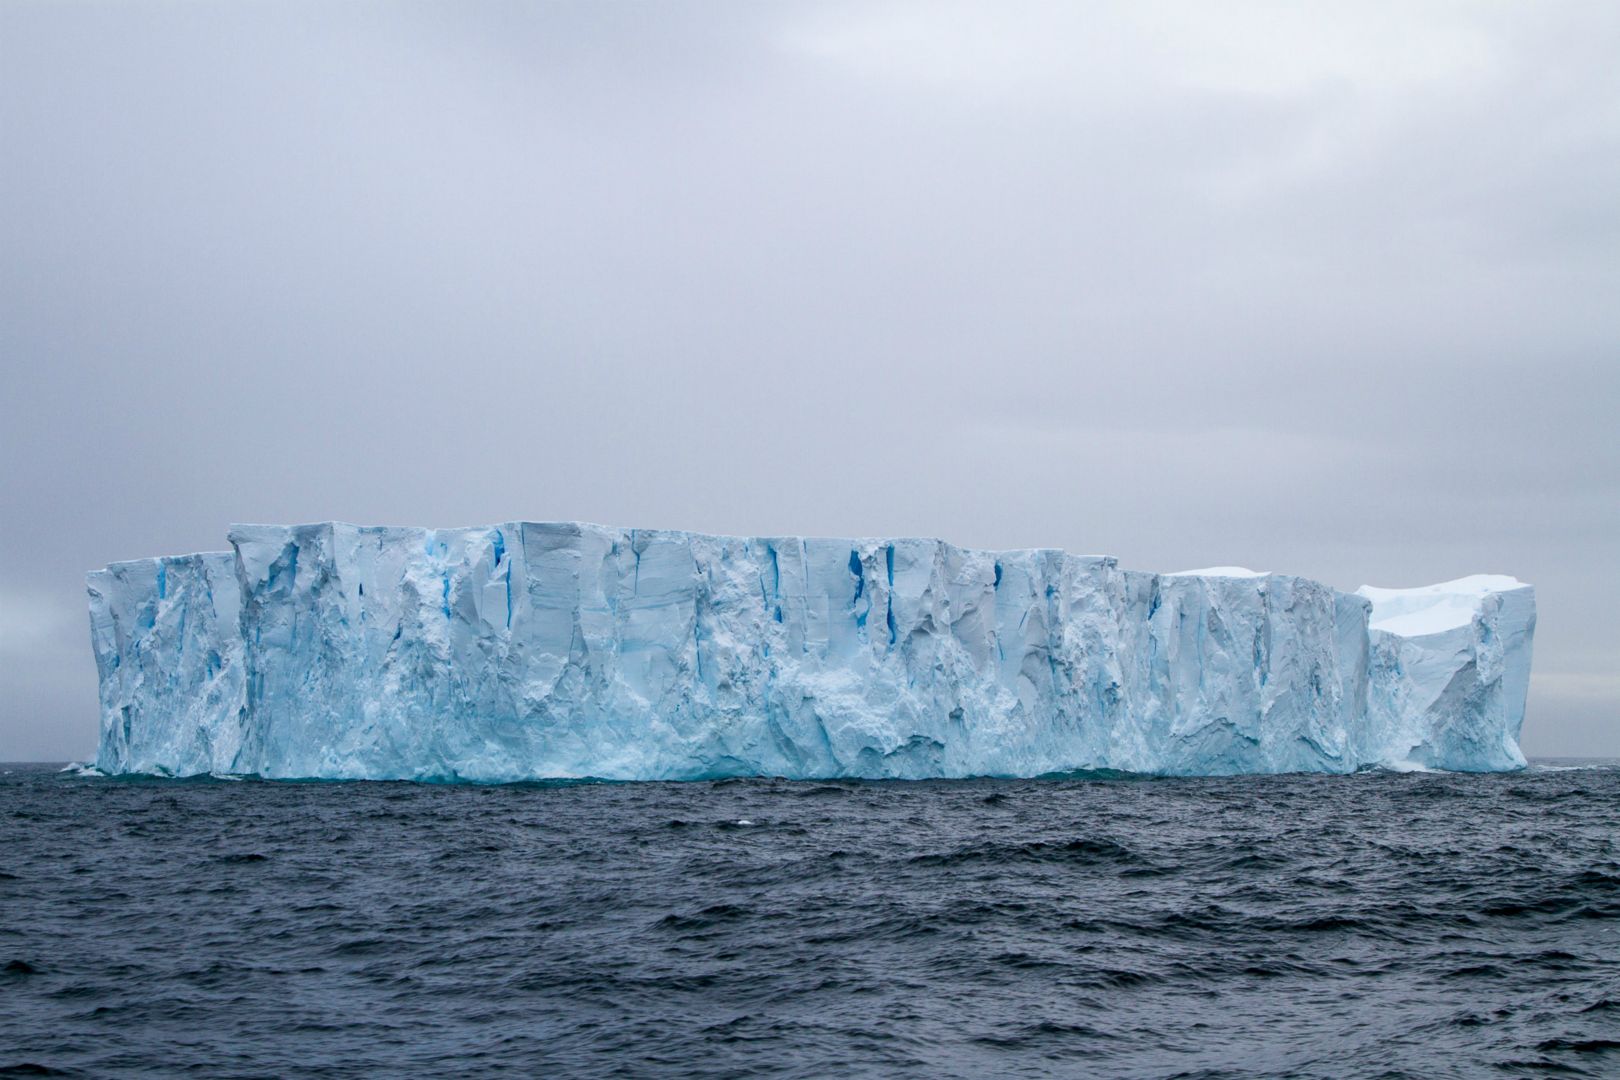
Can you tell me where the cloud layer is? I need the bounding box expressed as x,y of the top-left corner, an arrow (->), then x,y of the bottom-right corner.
3,0 -> 1616,759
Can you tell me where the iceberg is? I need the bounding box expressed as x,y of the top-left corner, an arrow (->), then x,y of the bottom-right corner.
1359,576 -> 1537,772
86,522 -> 1535,780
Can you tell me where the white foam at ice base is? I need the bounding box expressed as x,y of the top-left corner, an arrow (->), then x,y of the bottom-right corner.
1357,575 -> 1529,637
1164,567 -> 1268,578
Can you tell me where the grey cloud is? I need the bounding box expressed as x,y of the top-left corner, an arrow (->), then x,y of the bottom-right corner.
2,0 -> 1615,760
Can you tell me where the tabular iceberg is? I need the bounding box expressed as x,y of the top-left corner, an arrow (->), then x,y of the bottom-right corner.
87,522 -> 1535,780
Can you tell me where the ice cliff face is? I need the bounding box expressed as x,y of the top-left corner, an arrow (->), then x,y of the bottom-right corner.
88,553 -> 246,777
88,523 -> 1535,780
1359,576 -> 1537,772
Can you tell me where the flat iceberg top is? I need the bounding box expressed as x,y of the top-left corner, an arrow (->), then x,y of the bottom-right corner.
226,521 -> 1118,564
1164,566 -> 1268,579
1357,574 -> 1530,636
89,550 -> 234,576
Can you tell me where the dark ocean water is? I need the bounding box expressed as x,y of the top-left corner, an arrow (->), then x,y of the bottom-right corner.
2,762 -> 1618,1079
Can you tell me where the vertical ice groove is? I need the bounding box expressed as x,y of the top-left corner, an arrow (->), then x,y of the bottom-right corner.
88,524 -> 1535,780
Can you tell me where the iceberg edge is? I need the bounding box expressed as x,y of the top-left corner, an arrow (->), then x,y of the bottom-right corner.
88,521 -> 1535,781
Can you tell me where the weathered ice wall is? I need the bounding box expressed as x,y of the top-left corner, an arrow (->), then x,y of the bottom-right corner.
89,522 -> 1535,780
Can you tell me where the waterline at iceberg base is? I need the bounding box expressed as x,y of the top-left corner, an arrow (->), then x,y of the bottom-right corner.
87,522 -> 1536,781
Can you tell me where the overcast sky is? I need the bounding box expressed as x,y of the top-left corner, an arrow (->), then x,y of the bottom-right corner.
2,1 -> 1616,762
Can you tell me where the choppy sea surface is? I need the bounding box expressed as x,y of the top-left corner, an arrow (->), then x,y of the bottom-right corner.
2,761 -> 1618,1079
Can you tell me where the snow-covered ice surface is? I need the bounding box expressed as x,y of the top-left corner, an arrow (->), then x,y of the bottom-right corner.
1164,567 -> 1269,579
1358,575 -> 1528,636
88,523 -> 1536,780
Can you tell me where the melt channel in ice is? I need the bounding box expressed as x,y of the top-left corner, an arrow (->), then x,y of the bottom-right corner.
86,522 -> 1536,781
